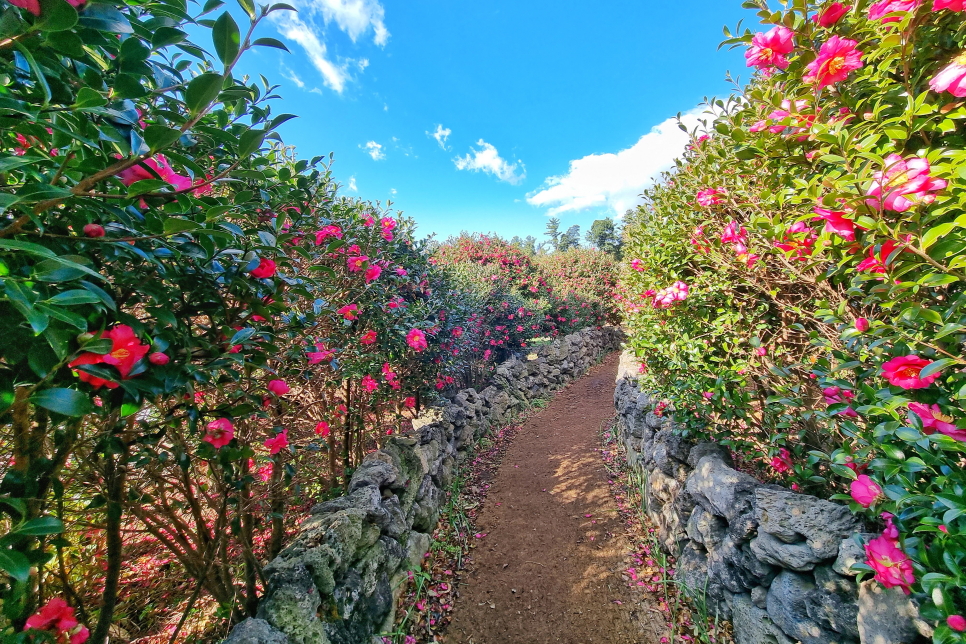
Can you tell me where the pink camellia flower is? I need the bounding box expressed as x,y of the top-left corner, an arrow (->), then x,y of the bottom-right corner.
948,616 -> 966,632
851,475 -> 883,508
307,344 -> 334,364
869,0 -> 922,21
407,328 -> 428,351
813,2 -> 852,25
267,379 -> 290,396
404,397 -> 417,409
866,154 -> 946,212
823,386 -> 855,405
750,120 -> 768,133
363,214 -> 375,226
775,221 -> 817,261
630,259 -> 644,272
696,188 -> 726,207
347,255 -> 368,272
361,331 -> 377,345
395,267 -> 408,277
855,317 -> 870,332
148,352 -> 169,365
337,304 -> 360,320
83,223 -> 105,238
856,239 -> 901,274
361,374 -> 379,393
908,402 -> 966,441
116,154 -> 193,192
702,391 -> 714,400
744,26 -> 796,70
756,346 -> 768,356
771,448 -> 793,473
865,533 -> 916,594
365,265 -> 382,283
314,225 -> 343,244
652,281 -> 689,308
204,419 -> 235,449
881,355 -> 941,389
934,0 -> 966,8
721,221 -> 747,245
734,243 -> 760,268
24,597 -> 89,644
805,36 -> 864,88
69,325 -> 150,389
814,207 -> 866,241
9,0 -> 41,15
264,430 -> 289,455
250,258 -> 277,279
314,421 -> 331,437
929,53 -> 966,97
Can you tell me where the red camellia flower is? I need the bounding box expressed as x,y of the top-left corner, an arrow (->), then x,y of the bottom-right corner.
83,223 -> 105,238
866,154 -> 946,212
908,402 -> 966,441
868,0 -> 922,21
850,475 -> 883,508
204,419 -> 235,449
267,379 -> 290,396
813,2 -> 851,25
69,325 -> 150,389
814,207 -> 865,241
148,352 -> 169,365
116,154 -> 193,191
696,188 -> 726,207
866,531 -> 916,594
264,430 -> 289,455
361,374 -> 379,393
347,255 -> 368,272
250,258 -> 276,279
770,448 -> 793,473
948,616 -> 966,632
404,397 -> 416,409
934,0 -> 966,9
856,239 -> 901,274
315,421 -> 331,437
406,329 -> 428,352
805,36 -> 864,88
24,597 -> 88,644
337,304 -> 360,320
365,265 -> 382,283
744,26 -> 796,70
9,0 -> 41,15
360,331 -> 377,345
881,355 -> 941,389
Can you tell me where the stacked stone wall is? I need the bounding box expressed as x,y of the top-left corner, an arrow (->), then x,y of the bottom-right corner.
614,351 -> 930,644
224,327 -> 625,644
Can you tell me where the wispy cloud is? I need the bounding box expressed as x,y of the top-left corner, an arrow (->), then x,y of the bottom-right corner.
428,124 -> 451,150
362,140 -> 385,160
280,64 -> 305,88
269,0 -> 388,93
454,139 -> 525,185
347,175 -> 358,191
526,107 -> 710,217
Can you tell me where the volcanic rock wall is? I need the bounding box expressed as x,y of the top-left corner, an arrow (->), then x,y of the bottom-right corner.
224,327 -> 625,644
613,351 -> 929,644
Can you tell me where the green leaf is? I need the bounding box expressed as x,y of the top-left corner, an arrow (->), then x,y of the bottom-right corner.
163,218 -> 201,235
238,129 -> 266,157
71,87 -> 107,109
185,73 -> 224,115
144,125 -> 183,152
236,0 -> 255,19
45,290 -> 100,306
922,222 -> 958,250
15,183 -> 73,204
30,388 -> 94,417
151,26 -> 187,49
33,258 -> 90,282
0,549 -> 30,583
212,11 -> 240,67
36,0 -> 78,32
251,37 -> 289,52
77,3 -> 133,32
0,239 -> 57,258
0,194 -> 21,215
125,179 -> 167,198
14,517 -> 63,536
0,156 -> 39,173
919,358 -> 955,380
267,2 -> 296,12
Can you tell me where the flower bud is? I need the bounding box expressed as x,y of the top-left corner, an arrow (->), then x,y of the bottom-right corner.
148,352 -> 169,365
855,317 -> 870,332
83,223 -> 105,238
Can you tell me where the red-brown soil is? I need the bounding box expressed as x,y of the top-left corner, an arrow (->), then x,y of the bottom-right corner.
444,353 -> 664,644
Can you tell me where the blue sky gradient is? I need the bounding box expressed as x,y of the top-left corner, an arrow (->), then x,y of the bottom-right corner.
234,0 -> 751,242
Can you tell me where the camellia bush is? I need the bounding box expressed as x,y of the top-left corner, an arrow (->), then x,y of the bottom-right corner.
621,0 -> 966,638
0,0 -> 525,641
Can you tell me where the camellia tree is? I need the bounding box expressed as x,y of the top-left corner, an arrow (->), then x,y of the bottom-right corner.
0,0 -> 508,641
622,1 -> 966,638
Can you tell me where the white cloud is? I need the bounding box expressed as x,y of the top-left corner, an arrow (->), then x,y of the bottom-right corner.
347,175 -> 358,191
527,107 -> 711,217
280,65 -> 305,88
454,139 -> 525,185
390,188 -> 397,195
316,0 -> 389,46
428,124 -> 451,150
273,13 -> 351,93
362,140 -> 385,160
269,0 -> 387,93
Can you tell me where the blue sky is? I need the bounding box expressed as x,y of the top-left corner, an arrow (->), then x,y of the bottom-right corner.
235,0 -> 750,243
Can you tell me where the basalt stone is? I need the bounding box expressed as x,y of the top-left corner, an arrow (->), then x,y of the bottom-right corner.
857,580 -> 929,644
751,530 -> 828,572
806,566 -> 859,639
257,561 -> 328,644
686,455 -> 761,523
223,619 -> 290,644
348,456 -> 397,493
652,429 -> 693,477
688,442 -> 734,469
645,466 -> 694,552
834,534 -> 875,577
645,411 -> 666,430
737,542 -> 777,587
766,570 -> 854,644
686,505 -> 728,549
732,593 -> 794,644
755,488 -> 862,561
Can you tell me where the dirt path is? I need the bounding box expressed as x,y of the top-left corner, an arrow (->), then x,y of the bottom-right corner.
444,353 -> 662,644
